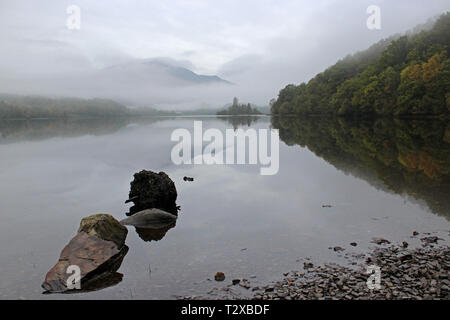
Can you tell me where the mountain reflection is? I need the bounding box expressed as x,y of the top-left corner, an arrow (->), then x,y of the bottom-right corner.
272,116 -> 450,218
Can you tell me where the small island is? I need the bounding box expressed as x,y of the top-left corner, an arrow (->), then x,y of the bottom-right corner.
217,97 -> 262,116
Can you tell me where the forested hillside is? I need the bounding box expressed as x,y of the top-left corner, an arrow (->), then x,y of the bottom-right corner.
271,13 -> 450,117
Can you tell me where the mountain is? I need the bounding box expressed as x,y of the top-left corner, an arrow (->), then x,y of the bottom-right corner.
101,58 -> 232,86
0,56 -> 235,110
271,12 -> 450,117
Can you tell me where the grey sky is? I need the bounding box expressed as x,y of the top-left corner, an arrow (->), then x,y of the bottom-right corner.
1,0 -> 449,108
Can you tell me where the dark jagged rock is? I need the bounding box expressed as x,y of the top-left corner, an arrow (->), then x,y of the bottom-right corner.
126,170 -> 178,216
42,214 -> 128,293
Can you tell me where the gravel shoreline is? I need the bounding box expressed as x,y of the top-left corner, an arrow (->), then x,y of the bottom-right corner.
179,234 -> 449,300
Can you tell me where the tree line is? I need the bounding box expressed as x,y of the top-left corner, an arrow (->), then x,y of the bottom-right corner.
0,95 -> 175,119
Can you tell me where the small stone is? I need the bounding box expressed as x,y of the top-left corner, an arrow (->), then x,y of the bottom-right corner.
232,279 -> 240,285
214,272 -> 225,281
371,238 -> 390,245
239,283 -> 250,289
420,236 -> 441,244
350,242 -> 357,247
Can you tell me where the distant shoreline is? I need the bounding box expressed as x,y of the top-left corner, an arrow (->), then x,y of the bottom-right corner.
0,114 -> 272,121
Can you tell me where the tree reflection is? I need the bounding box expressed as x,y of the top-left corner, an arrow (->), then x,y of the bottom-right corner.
272,116 -> 450,218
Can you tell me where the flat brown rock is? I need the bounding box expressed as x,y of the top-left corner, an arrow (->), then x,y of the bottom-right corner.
42,232 -> 128,292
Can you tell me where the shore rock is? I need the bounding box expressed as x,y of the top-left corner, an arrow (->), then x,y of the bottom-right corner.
126,170 -> 178,216
215,272 -> 226,281
371,237 -> 391,245
178,238 -> 450,300
42,214 -> 128,293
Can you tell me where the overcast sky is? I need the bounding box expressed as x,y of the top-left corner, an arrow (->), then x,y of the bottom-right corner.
1,0 -> 449,108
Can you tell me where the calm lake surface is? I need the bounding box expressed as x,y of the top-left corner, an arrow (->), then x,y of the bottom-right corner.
0,116 -> 449,299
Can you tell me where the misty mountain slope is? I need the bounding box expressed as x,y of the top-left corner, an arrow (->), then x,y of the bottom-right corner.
0,57 -> 236,109
100,59 -> 232,86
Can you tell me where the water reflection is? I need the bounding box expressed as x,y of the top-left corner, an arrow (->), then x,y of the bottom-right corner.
217,115 -> 261,129
272,116 -> 450,218
0,117 -> 165,144
1,115 -> 449,299
135,223 -> 177,242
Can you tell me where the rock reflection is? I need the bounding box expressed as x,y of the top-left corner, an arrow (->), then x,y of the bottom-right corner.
135,222 -> 177,242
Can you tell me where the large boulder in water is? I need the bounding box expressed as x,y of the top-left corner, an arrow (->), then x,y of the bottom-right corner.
42,214 -> 128,293
126,170 -> 178,216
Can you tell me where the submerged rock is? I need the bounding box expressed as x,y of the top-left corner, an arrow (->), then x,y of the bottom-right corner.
126,170 -> 178,216
120,208 -> 177,228
42,214 -> 128,293
121,208 -> 177,242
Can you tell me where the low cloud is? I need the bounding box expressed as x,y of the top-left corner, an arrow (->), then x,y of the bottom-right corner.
0,0 -> 449,109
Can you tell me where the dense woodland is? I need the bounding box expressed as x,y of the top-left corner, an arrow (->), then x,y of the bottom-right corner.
271,13 -> 450,117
